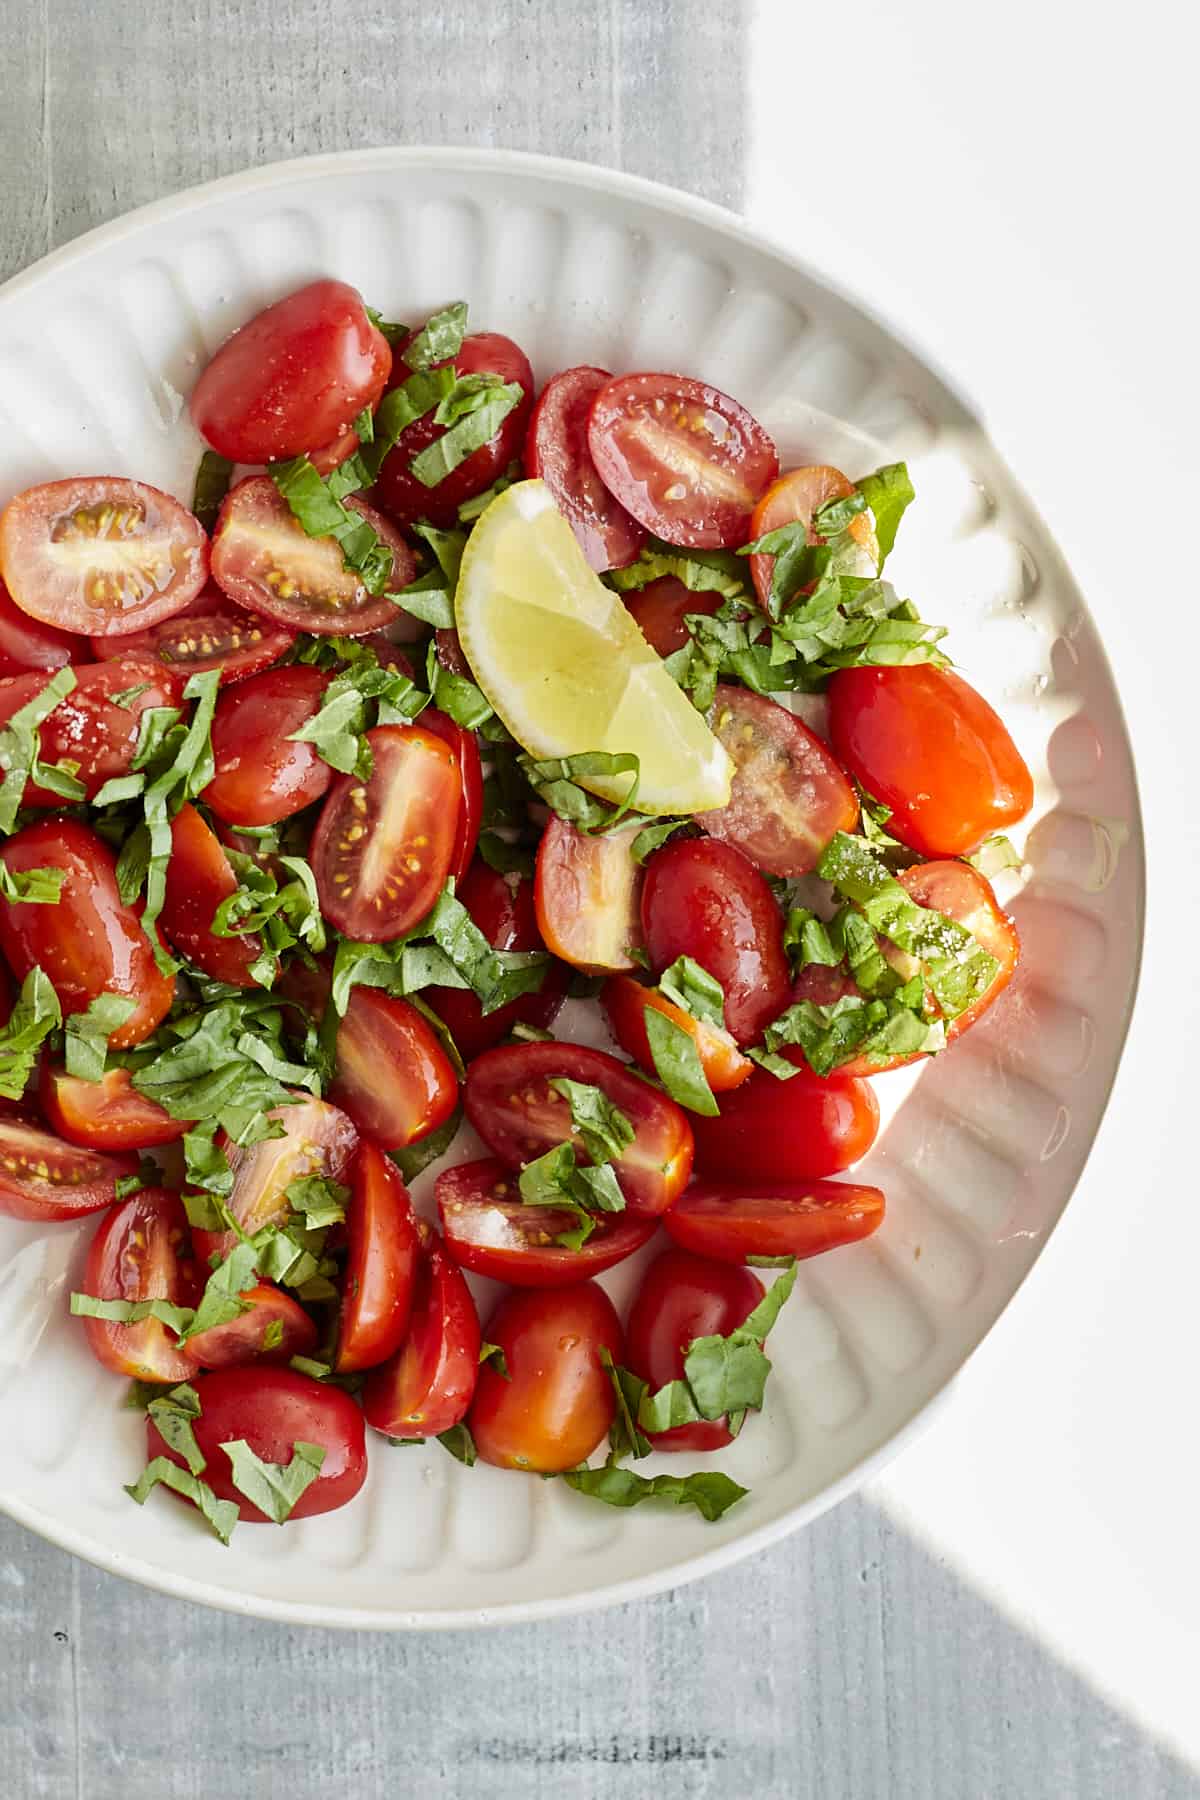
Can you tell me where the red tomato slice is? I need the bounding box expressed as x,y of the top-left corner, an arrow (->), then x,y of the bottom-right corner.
626,1247 -> 764,1452
587,372 -> 779,550
698,684 -> 859,876
211,476 -> 418,636
524,366 -> 645,571
202,663 -> 333,827
426,857 -> 566,1062
436,1157 -> 657,1287
311,724 -> 461,941
39,1061 -> 186,1152
187,1282 -> 318,1370
622,577 -> 725,658
0,579 -> 88,674
190,279 -> 392,465
329,987 -> 459,1149
0,657 -> 182,809
469,1282 -> 623,1473
690,1064 -> 879,1183
601,973 -> 753,1094
534,816 -> 645,975
418,707 -> 482,884
464,1041 -> 693,1218
159,803 -> 262,987
0,477 -> 208,637
0,1117 -> 137,1222
79,1188 -> 200,1381
361,1220 -> 481,1439
748,465 -> 879,612
335,1141 -> 421,1374
664,1180 -> 886,1264
194,1094 -> 358,1263
89,582 -> 295,685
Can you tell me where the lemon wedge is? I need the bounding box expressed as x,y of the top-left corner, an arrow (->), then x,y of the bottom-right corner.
455,480 -> 733,814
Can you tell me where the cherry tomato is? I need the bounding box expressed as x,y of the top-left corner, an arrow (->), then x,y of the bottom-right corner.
0,657 -> 182,808
749,465 -> 879,611
0,477 -> 208,637
194,1094 -> 358,1263
828,665 -> 1035,857
601,973 -> 752,1094
374,331 -> 534,529
698,684 -> 859,876
434,626 -> 472,678
534,816 -> 645,975
361,1220 -> 481,1439
469,1282 -> 623,1473
524,366 -> 645,570
187,1282 -> 318,1371
335,1140 -> 421,1374
464,1041 -> 693,1217
79,1188 -> 199,1381
39,1061 -> 186,1152
641,837 -> 789,1045
160,803 -> 261,987
664,1179 -> 886,1264
190,279 -> 392,465
436,1157 -> 656,1287
626,1248 -> 765,1452
202,663 -> 333,827
211,477 -> 418,637
0,580 -> 88,675
332,987 -> 459,1148
0,1117 -> 137,1222
148,1366 -> 367,1523
0,819 -> 174,1046
311,724 -> 461,941
89,582 -> 295,685
418,707 -> 482,884
310,427 -> 361,475
587,372 -> 779,550
690,1064 -> 879,1183
426,857 -> 566,1062
622,577 -> 725,658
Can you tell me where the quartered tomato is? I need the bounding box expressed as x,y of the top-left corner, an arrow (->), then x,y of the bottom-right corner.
626,1248 -> 765,1453
187,1282 -> 318,1371
587,372 -> 779,549
418,707 -> 483,884
210,477 -> 418,637
193,1094 -> 358,1263
524,365 -> 645,571
311,724 -> 461,941
690,1064 -> 879,1183
749,465 -> 879,610
622,577 -> 725,658
828,665 -> 1035,857
0,1117 -> 137,1222
698,684 -> 859,876
90,582 -> 295,685
664,1180 -> 887,1264
190,279 -> 392,465
436,1158 -> 657,1287
0,580 -> 87,674
0,477 -> 208,636
329,987 -> 459,1148
160,803 -> 262,987
601,973 -> 753,1093
534,816 -> 646,975
203,663 -> 333,826
361,1220 -> 481,1439
335,1141 -> 421,1374
0,819 -> 174,1046
426,857 -> 566,1062
464,1041 -> 693,1217
39,1061 -> 186,1152
641,836 -> 790,1045
79,1188 -> 199,1381
0,656 -> 182,808
469,1282 -> 623,1473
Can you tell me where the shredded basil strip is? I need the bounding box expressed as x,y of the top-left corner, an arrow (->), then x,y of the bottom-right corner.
409,383 -> 523,488
192,451 -> 234,532
64,992 -> 136,1082
125,1458 -> 239,1545
563,1464 -> 748,1522
0,863 -> 65,905
0,967 -> 62,1100
403,301 -> 468,372
220,1439 -> 327,1524
636,1261 -> 798,1435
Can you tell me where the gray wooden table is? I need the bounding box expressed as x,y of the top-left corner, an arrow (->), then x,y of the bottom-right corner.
0,3 -> 1194,1794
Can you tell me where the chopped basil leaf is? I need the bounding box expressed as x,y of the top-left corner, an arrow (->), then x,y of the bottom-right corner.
403,301 -> 468,372
409,384 -> 523,488
967,834 -> 1022,877
0,667 -> 76,833
114,1159 -> 158,1201
146,1383 -> 206,1474
608,539 -> 748,602
600,1349 -> 652,1462
424,637 -> 493,730
184,1240 -> 260,1340
752,991 -> 943,1078
192,451 -> 234,532
365,306 -> 408,347
783,907 -> 840,971
518,751 -> 643,831
269,457 -> 396,596
284,1174 -> 348,1230
517,1141 -> 624,1249
289,1355 -> 332,1380
0,863 -> 65,905
811,488 -> 869,537
220,1438 -> 326,1523
855,462 -> 915,567
629,819 -> 687,864
434,370 -> 505,427
389,1104 -> 463,1182
387,568 -> 456,630
125,1457 -> 238,1545
63,992 -> 136,1082
643,1007 -> 719,1117
69,1292 -> 196,1338
0,967 -> 62,1100
548,1078 -> 634,1165
510,1022 -> 554,1044
261,1317 -> 285,1352
479,1342 -> 511,1380
31,758 -> 86,802
744,1253 -> 797,1268
637,1261 -> 797,1434
657,955 -> 725,1031
211,850 -> 327,987
563,1465 -> 747,1522
437,1422 -> 476,1466
476,831 -> 535,878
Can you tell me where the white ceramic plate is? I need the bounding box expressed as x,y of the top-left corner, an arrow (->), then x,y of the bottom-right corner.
0,147 -> 1143,1628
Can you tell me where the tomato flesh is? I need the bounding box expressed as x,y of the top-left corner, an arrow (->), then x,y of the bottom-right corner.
188,1282 -> 318,1370
749,465 -> 879,611
39,1061 -> 186,1152
426,857 -> 566,1062
90,582 -> 295,684
437,1158 -> 657,1287
524,365 -> 645,570
203,663 -> 333,826
335,1141 -> 421,1373
601,973 -> 753,1093
0,1117 -> 137,1222
627,1248 -> 765,1452
0,657 -> 182,808
690,1063 -> 879,1183
160,802 -> 262,987
665,1180 -> 886,1264
418,706 -> 483,884
622,577 -> 725,658
361,1220 -> 481,1439
194,1094 -> 358,1263
0,580 -> 88,674
534,816 -> 646,975
79,1188 -> 200,1381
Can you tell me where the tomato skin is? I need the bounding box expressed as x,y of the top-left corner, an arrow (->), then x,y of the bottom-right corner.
664,1180 -> 886,1264
641,837 -> 790,1046
465,1041 -> 693,1218
626,1248 -> 765,1452
361,1221 -> 481,1439
0,657 -> 183,808
335,1141 -> 421,1373
426,858 -> 566,1062
0,1117 -> 137,1222
331,988 -> 459,1148
749,465 -> 879,611
80,1189 -> 200,1382
202,663 -> 333,827
418,707 -> 483,884
690,1064 -> 879,1183
601,974 -> 753,1094
89,582 -> 295,685
160,803 -> 262,987
534,816 -> 646,975
436,1157 -> 657,1287
828,665 -> 1035,857
148,1366 -> 367,1523
524,365 -> 646,571
190,279 -> 391,465
470,1282 -> 623,1473
0,819 -> 174,1046
0,580 -> 88,674
622,577 -> 725,658
187,1282 -> 318,1371
194,1095 -> 358,1263
39,1061 -> 186,1152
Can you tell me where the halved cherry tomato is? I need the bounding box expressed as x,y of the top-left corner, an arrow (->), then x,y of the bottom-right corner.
418,707 -> 482,884
436,1157 -> 656,1287
587,372 -> 779,550
0,657 -> 182,808
190,279 -> 392,466
310,427 -> 361,475
89,582 -> 295,685
160,803 -> 261,987
622,577 -> 725,658
690,1064 -> 879,1183
202,663 -> 333,826
148,1366 -> 367,1523
361,1220 -> 481,1439
0,819 -> 174,1045
664,1179 -> 886,1264
534,816 -> 645,975
464,1041 -> 693,1217
335,1141 -> 421,1374
39,1061 -> 186,1152
426,857 -> 566,1061
187,1282 -> 318,1370
374,331 -> 534,529
828,665 -> 1035,857
469,1282 -> 623,1473
626,1248 -> 765,1453
524,365 -> 645,571
601,973 -> 753,1093
698,684 -> 859,876
193,1094 -> 357,1263
641,836 -> 789,1045
0,1117 -> 137,1222
0,580 -> 88,674
311,724 -> 460,941
749,465 -> 879,611
211,477 -> 418,637
0,477 -> 208,636
79,1188 -> 199,1381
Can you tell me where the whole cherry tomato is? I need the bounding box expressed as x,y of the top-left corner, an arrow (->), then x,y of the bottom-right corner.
689,1063 -> 879,1183
626,1248 -> 765,1452
469,1282 -> 623,1473
202,663 -> 333,826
